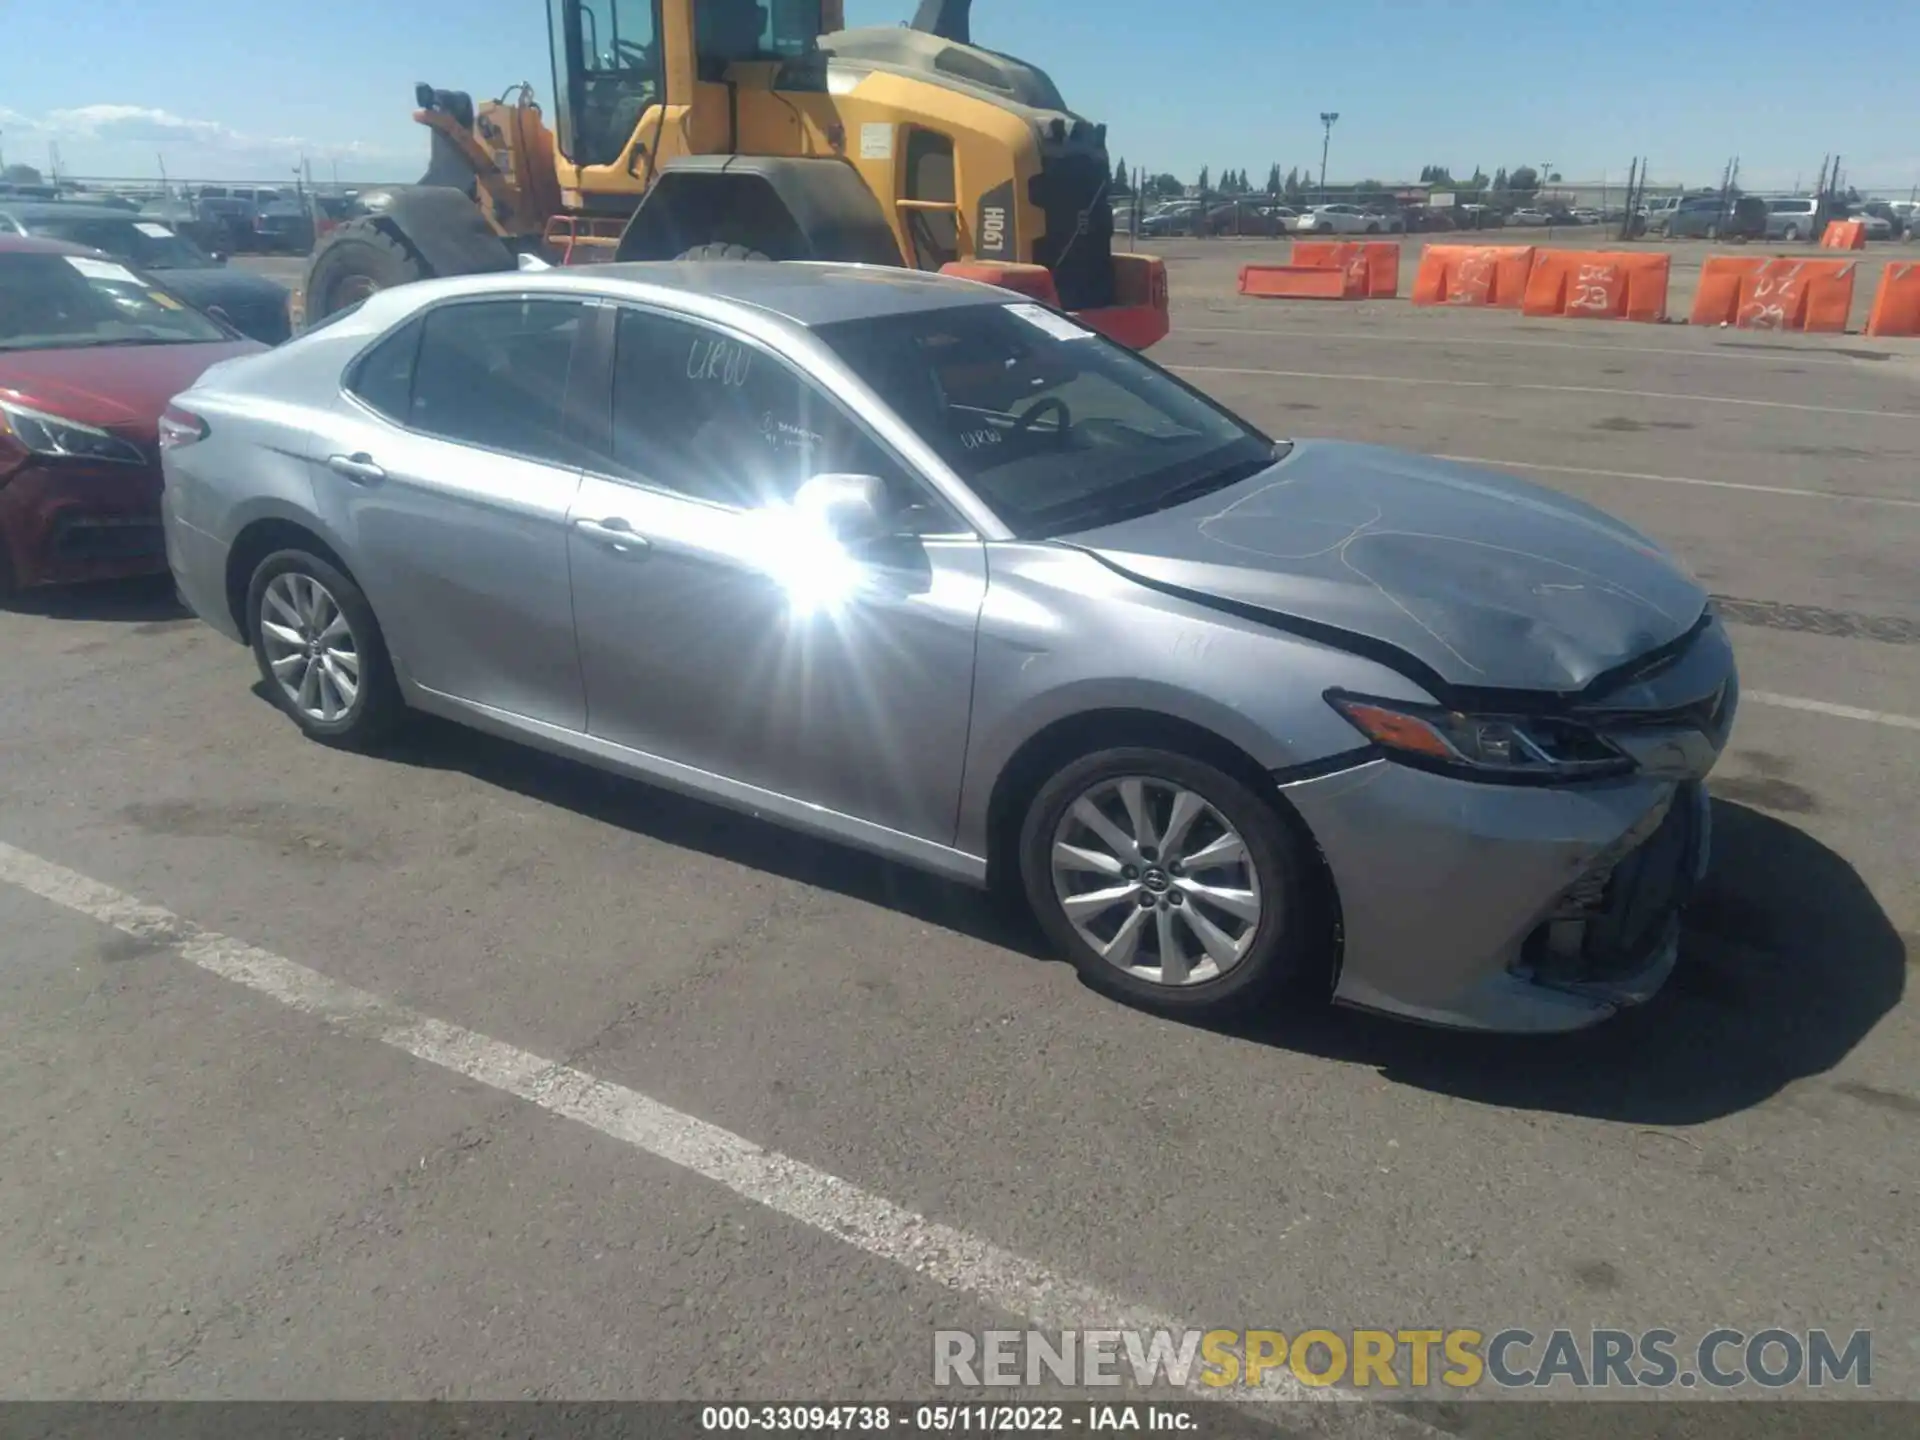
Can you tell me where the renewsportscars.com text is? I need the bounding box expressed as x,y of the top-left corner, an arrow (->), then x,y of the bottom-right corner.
933,1327 -> 1873,1391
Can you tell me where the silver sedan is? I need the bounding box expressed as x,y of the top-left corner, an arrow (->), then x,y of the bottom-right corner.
161,262 -> 1738,1032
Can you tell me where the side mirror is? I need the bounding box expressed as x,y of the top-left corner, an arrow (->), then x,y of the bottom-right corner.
792,472 -> 893,545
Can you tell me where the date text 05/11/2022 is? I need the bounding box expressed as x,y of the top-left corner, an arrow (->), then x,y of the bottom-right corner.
698,1404 -> 1200,1432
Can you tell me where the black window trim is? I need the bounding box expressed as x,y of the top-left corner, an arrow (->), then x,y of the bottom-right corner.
580,297 -> 977,538
338,291 -> 604,473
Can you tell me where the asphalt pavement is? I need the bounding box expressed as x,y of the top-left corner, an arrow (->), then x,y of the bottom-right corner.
1,247 -> 1915,1431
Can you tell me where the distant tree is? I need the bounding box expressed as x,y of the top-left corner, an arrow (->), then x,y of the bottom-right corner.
1196,166 -> 1211,195
1112,157 -> 1130,192
1426,165 -> 1455,187
1,163 -> 43,185
1491,166 -> 1510,193
1284,166 -> 1303,200
1151,172 -> 1184,197
1355,178 -> 1385,193
1266,163 -> 1282,196
1508,165 -> 1540,194
1468,167 -> 1488,190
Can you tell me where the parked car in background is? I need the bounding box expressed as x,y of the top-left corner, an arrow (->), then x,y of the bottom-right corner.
251,201 -> 317,255
165,262 -> 1738,1032
1887,200 -> 1920,238
1452,204 -> 1505,230
1403,206 -> 1456,232
1288,204 -> 1389,234
1203,200 -> 1282,237
1508,207 -> 1552,227
1765,197 -> 1823,242
0,234 -> 262,596
1848,202 -> 1897,241
1138,203 -> 1205,237
1661,194 -> 1767,240
0,203 -> 292,345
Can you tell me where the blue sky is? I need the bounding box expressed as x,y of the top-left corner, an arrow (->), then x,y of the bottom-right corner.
4,0 -> 1917,193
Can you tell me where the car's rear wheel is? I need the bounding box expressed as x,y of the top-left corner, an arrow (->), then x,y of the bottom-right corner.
1018,747 -> 1318,1017
247,550 -> 401,749
1784,224 -> 1802,242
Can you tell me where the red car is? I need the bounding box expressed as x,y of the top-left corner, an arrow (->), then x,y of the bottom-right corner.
0,233 -> 261,596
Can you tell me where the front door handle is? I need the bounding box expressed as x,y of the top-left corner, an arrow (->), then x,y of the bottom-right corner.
574,516 -> 652,556
327,453 -> 386,485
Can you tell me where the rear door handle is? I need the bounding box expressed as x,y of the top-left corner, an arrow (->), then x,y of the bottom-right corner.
327,453 -> 386,485
574,516 -> 652,555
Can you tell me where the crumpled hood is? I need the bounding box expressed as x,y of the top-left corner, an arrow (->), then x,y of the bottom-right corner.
1063,440 -> 1708,694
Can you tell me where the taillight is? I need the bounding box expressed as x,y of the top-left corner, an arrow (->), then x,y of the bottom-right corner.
158,405 -> 209,450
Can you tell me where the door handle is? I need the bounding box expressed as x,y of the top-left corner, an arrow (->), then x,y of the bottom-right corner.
574,516 -> 652,555
327,453 -> 386,485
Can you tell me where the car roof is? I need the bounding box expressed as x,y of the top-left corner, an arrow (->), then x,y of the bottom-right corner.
0,232 -> 98,256
398,260 -> 1017,329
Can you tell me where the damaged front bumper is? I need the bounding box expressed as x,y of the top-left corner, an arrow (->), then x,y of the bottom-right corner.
1280,763 -> 1714,1034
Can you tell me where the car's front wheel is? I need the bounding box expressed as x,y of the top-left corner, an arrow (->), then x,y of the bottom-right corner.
1019,747 -> 1319,1017
247,549 -> 402,749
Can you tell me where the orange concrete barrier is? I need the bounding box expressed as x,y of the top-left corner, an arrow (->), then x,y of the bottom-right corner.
1290,240 -> 1402,299
1866,261 -> 1920,337
1238,264 -> 1361,300
1411,244 -> 1536,308
1820,219 -> 1867,250
1522,250 -> 1671,322
1689,256 -> 1857,333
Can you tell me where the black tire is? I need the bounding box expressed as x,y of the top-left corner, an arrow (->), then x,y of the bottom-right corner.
1018,746 -> 1320,1018
675,241 -> 773,262
302,223 -> 430,324
1784,225 -> 1801,242
1365,223 -> 1381,234
246,549 -> 402,750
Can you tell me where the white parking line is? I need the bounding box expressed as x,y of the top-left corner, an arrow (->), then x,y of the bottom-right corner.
1747,692 -> 1920,732
1181,324 -> 1881,365
1429,455 -> 1920,511
0,840 -> 1432,1436
1171,365 -> 1918,420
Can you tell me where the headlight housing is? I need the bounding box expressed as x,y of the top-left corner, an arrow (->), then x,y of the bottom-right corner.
0,398 -> 148,467
1326,690 -> 1634,783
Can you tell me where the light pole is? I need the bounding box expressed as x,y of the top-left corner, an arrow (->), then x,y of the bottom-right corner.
1319,112 -> 1339,204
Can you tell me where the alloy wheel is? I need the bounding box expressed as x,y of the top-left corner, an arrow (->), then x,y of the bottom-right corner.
1050,775 -> 1264,987
259,572 -> 361,723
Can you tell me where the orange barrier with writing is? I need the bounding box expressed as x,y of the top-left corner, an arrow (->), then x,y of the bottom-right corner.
1521,250 -> 1671,322
1866,261 -> 1920,337
1689,256 -> 1856,333
1238,264 -> 1362,300
1411,245 -> 1536,308
1820,220 -> 1867,251
1290,240 -> 1402,299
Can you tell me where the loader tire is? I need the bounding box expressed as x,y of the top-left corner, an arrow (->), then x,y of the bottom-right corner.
303,226 -> 431,326
674,241 -> 773,262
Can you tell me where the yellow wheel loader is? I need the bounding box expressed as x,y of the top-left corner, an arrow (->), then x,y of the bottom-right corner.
300,0 -> 1168,347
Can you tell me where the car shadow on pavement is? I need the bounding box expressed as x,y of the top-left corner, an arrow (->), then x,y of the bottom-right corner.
2,575 -> 187,623
368,710 -> 1055,960
1212,799 -> 1908,1125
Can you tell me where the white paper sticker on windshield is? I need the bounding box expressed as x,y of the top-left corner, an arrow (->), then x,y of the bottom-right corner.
859,123 -> 893,160
134,222 -> 176,238
64,255 -> 142,285
1006,302 -> 1095,341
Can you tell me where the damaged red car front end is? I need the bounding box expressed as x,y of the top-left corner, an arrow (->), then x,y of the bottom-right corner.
0,234 -> 261,596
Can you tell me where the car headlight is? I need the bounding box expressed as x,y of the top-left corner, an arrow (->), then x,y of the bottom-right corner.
0,398 -> 148,467
1326,690 -> 1634,783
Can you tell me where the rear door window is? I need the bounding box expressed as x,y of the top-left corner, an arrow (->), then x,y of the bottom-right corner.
406,299 -> 592,465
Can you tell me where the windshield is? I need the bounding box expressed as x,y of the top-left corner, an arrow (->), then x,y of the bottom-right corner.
0,251 -> 229,351
817,302 -> 1277,538
28,216 -> 214,270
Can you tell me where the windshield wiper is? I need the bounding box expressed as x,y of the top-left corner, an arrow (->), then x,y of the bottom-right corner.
1150,448 -> 1288,510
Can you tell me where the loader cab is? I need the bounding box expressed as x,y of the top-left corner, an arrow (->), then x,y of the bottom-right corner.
548,0 -> 829,171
